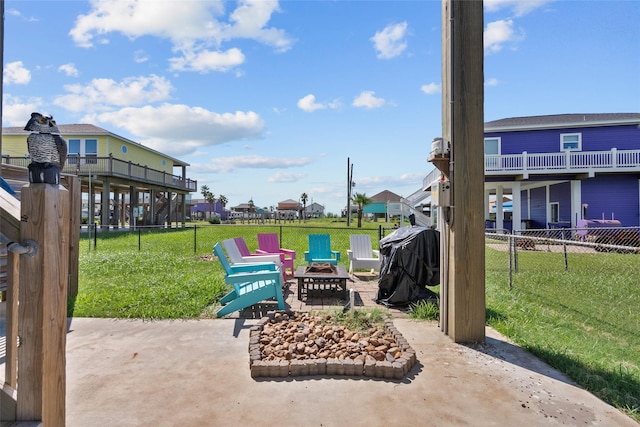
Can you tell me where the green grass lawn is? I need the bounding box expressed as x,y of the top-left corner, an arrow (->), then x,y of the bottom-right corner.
486,247 -> 640,421
73,223 -> 639,421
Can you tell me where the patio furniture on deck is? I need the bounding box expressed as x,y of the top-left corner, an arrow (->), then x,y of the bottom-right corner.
212,243 -> 284,317
304,234 -> 340,266
256,233 -> 296,279
347,234 -> 381,275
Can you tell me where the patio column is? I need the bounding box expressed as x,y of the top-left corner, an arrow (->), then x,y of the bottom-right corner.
570,180 -> 582,228
101,179 -> 110,232
496,185 -> 504,231
511,182 -> 522,232
484,189 -> 491,222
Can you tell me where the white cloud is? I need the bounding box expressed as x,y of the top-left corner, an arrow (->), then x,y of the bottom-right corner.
133,50 -> 149,63
53,75 -> 173,112
297,94 -> 327,112
169,48 -> 245,73
352,91 -> 386,109
421,82 -> 440,95
484,19 -> 519,53
92,104 -> 266,156
193,156 -> 311,174
268,171 -> 306,183
371,22 -> 408,59
2,95 -> 43,127
58,63 -> 79,77
225,0 -> 294,53
485,0 -> 553,17
485,78 -> 499,86
69,0 -> 293,73
3,61 -> 31,85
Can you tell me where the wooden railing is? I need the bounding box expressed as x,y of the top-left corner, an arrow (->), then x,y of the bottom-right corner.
2,155 -> 197,192
0,176 -> 80,425
485,148 -> 640,176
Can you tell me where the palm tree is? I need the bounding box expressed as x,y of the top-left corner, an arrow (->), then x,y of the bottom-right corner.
200,185 -> 215,219
218,194 -> 228,219
248,198 -> 255,223
218,194 -> 228,209
300,192 -> 308,222
352,192 -> 372,228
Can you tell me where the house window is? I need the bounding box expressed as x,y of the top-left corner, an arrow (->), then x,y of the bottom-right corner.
484,137 -> 501,169
68,139 -> 80,164
560,133 -> 581,151
550,202 -> 560,222
85,139 -> 98,164
484,137 -> 500,155
67,138 -> 98,164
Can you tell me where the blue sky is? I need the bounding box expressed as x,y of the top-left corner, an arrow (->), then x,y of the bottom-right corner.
3,0 -> 639,214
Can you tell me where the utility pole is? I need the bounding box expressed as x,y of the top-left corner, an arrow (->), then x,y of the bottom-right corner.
346,158 -> 353,226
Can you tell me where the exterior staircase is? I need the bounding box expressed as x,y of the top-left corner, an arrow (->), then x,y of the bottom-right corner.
388,167 -> 442,228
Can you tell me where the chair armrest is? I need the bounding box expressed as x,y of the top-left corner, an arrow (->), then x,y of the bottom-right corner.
254,249 -> 285,262
331,250 -> 341,261
347,250 -> 354,261
304,251 -> 311,262
280,248 -> 296,260
241,254 -> 282,266
225,269 -> 281,284
372,250 -> 380,258
228,263 -> 277,274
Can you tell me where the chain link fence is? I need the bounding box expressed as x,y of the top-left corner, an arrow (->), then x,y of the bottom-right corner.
82,223 -> 639,290
81,223 -> 388,266
486,226 -> 640,289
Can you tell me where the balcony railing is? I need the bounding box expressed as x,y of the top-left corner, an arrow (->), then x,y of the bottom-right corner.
2,155 -> 197,192
485,148 -> 640,177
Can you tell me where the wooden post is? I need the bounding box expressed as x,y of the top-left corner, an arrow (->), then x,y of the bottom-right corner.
63,175 -> 81,298
17,183 -> 68,425
441,0 -> 486,342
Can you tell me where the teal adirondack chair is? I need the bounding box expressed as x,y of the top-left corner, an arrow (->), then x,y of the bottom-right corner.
304,234 -> 340,265
213,243 -> 285,317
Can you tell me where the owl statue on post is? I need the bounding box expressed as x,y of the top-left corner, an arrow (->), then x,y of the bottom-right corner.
24,112 -> 68,184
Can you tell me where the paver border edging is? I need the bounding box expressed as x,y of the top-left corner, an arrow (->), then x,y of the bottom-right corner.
248,311 -> 417,379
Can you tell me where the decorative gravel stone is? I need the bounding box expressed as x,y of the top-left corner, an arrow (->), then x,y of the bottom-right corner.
249,310 -> 416,379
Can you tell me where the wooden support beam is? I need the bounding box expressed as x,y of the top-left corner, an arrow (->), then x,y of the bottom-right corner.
441,0 -> 486,342
17,184 -> 68,426
63,176 -> 81,299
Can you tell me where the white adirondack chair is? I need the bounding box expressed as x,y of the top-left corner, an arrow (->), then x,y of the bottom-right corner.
221,238 -> 283,273
347,234 -> 381,275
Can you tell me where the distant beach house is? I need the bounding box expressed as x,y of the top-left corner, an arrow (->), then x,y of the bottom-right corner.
363,190 -> 403,220
418,113 -> 640,230
190,198 -> 227,220
303,202 -> 325,218
277,199 -> 300,220
2,124 -> 197,229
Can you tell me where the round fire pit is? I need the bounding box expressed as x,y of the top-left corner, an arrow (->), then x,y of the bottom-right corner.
248,310 -> 417,379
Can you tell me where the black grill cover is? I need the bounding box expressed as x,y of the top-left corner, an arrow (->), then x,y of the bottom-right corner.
376,226 -> 440,307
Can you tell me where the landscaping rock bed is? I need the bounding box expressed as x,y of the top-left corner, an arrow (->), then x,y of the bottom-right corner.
248,310 -> 416,379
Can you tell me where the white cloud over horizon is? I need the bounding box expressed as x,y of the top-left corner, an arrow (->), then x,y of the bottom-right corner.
371,22 -> 409,59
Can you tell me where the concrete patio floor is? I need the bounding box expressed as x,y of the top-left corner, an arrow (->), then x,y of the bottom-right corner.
1,274 -> 637,426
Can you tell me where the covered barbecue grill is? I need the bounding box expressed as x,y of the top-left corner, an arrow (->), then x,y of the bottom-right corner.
376,226 -> 440,308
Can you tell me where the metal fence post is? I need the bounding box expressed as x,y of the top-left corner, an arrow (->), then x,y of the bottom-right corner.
193,225 -> 197,254
508,233 -> 513,290
513,231 -> 519,273
138,228 -> 141,251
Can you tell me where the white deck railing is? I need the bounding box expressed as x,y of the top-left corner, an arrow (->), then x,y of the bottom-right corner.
485,148 -> 640,177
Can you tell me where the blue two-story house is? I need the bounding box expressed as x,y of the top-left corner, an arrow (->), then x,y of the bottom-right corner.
483,113 -> 640,230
